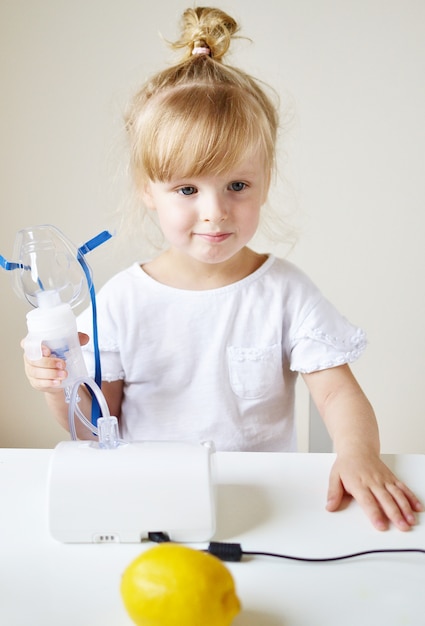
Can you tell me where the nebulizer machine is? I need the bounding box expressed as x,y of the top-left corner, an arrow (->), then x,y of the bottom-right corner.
1,225 -> 215,543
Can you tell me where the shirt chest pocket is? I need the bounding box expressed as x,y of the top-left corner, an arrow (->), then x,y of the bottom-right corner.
227,344 -> 282,399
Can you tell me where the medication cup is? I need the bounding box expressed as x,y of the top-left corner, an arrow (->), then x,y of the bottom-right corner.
24,290 -> 88,388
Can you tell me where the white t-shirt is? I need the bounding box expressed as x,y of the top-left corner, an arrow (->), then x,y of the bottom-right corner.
77,255 -> 366,451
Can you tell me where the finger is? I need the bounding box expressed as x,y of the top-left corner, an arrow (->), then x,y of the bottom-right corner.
29,376 -> 65,391
350,487 -> 390,531
78,332 -> 90,346
27,362 -> 67,379
381,481 -> 422,527
393,480 -> 424,513
326,467 -> 345,512
24,354 -> 63,370
24,358 -> 67,389
20,338 -> 52,357
369,486 -> 413,531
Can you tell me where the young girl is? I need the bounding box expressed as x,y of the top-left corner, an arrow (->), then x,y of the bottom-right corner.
23,7 -> 422,531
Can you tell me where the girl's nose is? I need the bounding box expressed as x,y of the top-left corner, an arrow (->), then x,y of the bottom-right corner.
202,193 -> 228,222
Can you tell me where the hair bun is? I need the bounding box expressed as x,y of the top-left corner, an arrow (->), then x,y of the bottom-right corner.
172,6 -> 239,61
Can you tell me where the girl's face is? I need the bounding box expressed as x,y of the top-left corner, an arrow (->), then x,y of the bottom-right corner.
142,154 -> 269,266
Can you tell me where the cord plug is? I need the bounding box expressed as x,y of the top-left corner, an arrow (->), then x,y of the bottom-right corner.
207,542 -> 243,562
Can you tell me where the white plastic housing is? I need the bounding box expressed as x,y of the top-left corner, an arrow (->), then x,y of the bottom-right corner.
47,440 -> 216,543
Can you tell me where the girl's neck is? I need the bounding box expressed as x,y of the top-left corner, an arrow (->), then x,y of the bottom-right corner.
142,247 -> 268,290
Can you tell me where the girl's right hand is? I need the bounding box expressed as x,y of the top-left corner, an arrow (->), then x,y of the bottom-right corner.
22,344 -> 67,392
21,332 -> 89,393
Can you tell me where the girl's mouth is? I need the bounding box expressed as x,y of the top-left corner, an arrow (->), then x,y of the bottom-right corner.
195,232 -> 232,243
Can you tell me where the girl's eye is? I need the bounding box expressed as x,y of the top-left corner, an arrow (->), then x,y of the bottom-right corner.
178,186 -> 197,196
229,181 -> 246,192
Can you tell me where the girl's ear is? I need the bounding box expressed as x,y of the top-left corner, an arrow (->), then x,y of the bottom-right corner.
140,182 -> 155,211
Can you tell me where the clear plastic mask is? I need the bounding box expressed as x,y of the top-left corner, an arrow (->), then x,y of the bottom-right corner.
11,224 -> 92,309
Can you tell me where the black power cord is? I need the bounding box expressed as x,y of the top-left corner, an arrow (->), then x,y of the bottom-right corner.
207,541 -> 425,563
147,533 -> 425,563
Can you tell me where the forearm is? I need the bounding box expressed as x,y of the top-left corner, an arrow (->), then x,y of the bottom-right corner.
322,382 -> 379,457
303,365 -> 380,457
44,387 -> 97,440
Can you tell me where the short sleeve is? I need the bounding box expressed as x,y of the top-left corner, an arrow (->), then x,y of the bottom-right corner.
77,302 -> 125,383
290,297 -> 367,374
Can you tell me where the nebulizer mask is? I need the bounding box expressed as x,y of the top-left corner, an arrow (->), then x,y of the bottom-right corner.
1,224 -> 117,444
1,224 -> 216,543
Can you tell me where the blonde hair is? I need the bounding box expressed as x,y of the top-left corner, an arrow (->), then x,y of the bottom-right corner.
125,7 -> 279,187
119,7 -> 296,256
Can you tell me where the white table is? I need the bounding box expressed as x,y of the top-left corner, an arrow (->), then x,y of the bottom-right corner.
0,449 -> 424,626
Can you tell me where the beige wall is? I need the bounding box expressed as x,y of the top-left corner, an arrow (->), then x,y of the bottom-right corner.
0,0 -> 424,451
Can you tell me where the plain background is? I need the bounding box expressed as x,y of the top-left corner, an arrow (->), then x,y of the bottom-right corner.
0,0 -> 424,451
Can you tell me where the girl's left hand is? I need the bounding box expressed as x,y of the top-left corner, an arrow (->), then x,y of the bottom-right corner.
326,454 -> 423,531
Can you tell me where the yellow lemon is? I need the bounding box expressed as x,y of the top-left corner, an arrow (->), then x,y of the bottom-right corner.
120,543 -> 241,625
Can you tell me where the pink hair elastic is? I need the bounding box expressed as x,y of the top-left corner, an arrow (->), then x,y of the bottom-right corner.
192,46 -> 211,56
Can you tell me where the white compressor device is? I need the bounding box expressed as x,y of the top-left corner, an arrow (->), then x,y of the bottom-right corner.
48,438 -> 216,544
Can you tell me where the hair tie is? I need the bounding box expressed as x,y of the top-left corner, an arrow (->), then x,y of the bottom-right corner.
192,46 -> 211,56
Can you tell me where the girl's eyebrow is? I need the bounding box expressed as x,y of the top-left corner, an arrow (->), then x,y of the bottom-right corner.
228,166 -> 260,177
165,167 -> 259,185
231,171 -> 256,178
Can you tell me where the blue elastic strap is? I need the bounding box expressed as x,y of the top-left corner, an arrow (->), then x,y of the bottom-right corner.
0,254 -> 44,290
0,256 -> 29,271
77,230 -> 113,425
78,230 -> 113,256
